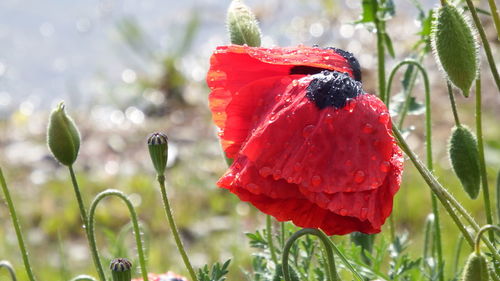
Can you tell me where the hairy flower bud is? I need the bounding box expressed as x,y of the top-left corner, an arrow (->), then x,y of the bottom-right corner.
110,258 -> 132,281
47,102 -> 81,166
448,125 -> 481,199
431,4 -> 478,97
227,0 -> 262,47
461,253 -> 490,281
147,132 -> 169,175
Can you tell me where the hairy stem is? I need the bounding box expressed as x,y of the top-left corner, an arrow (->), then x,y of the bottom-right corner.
486,0 -> 500,39
157,176 -> 198,281
464,0 -> 500,92
88,189 -> 149,281
0,261 -> 18,281
372,0 -> 386,101
282,229 -> 339,281
0,168 -> 37,281
266,215 -> 279,265
68,166 -> 106,281
447,83 -> 461,126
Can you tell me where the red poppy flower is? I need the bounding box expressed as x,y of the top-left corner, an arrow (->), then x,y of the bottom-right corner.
131,272 -> 188,281
207,45 -> 403,235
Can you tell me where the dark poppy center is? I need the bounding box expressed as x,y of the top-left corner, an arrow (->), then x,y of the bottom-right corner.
306,70 -> 364,109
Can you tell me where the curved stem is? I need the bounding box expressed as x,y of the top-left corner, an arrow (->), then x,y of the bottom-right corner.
266,215 -> 279,265
446,82 -> 461,126
474,224 -> 500,255
68,166 -> 106,281
0,168 -> 37,281
487,0 -> 500,39
393,127 -> 500,260
475,75 -> 495,242
70,275 -> 98,281
157,175 -> 198,281
88,189 -> 149,281
0,261 -> 17,281
282,229 -> 338,281
464,0 -> 500,93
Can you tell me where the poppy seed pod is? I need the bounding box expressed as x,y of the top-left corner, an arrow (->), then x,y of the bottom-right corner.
431,4 -> 478,97
461,253 -> 490,281
47,102 -> 81,166
448,125 -> 481,199
226,0 -> 262,47
147,132 -> 169,175
110,258 -> 132,281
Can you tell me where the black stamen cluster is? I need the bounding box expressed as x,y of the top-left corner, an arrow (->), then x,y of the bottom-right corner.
306,70 -> 364,109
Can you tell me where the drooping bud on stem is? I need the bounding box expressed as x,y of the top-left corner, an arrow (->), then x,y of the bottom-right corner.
47,102 -> 81,166
461,253 -> 490,281
226,0 -> 262,47
147,132 -> 169,176
110,258 -> 132,281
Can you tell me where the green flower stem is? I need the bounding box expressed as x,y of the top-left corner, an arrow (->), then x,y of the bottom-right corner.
452,235 -> 464,275
280,222 -> 286,249
88,189 -> 149,281
497,170 -> 500,223
328,239 -> 365,281
266,215 -> 279,265
372,0 -> 386,102
157,175 -> 198,281
487,0 -> 500,39
464,0 -> 500,92
0,168 -> 37,281
393,127 -> 500,260
386,59 -> 444,281
282,229 -> 339,281
388,214 -> 396,242
0,261 -> 17,281
474,225 -> 500,254
447,82 -> 461,126
68,166 -> 106,281
475,76 -> 495,242
70,275 -> 98,281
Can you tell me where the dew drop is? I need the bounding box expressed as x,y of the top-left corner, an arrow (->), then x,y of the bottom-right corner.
217,131 -> 224,137
344,99 -> 357,112
360,208 -> 368,220
269,114 -> 277,123
325,113 -> 334,124
323,56 -> 330,60
311,175 -> 322,187
292,79 -> 299,86
354,170 -> 365,183
293,163 -> 302,172
378,112 -> 390,124
82,225 -> 86,229
273,170 -> 282,180
302,125 -> 315,138
339,209 -> 348,216
246,183 -> 259,193
259,166 -> 272,177
379,161 -> 390,172
362,123 -> 374,134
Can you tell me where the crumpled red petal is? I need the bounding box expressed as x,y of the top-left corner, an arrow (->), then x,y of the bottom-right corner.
207,45 -> 354,136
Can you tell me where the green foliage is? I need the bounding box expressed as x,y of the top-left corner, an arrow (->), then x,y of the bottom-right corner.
197,260 -> 231,281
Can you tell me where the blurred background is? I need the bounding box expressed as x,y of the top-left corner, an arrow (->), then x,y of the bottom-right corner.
0,0 -> 499,280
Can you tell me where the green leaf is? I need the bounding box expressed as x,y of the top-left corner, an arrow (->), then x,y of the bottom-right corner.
355,0 -> 376,24
383,32 -> 395,58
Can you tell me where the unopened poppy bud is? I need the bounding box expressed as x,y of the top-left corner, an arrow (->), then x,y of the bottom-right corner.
431,4 -> 478,97
448,125 -> 481,199
226,0 -> 262,47
47,102 -> 81,166
147,132 -> 168,175
461,253 -> 490,281
110,258 -> 132,281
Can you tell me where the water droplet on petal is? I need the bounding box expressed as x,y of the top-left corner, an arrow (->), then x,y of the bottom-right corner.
360,208 -> 368,220
302,125 -> 315,138
362,123 -> 374,134
325,113 -> 334,124
246,183 -> 259,193
311,175 -> 322,187
339,209 -> 348,216
379,161 -> 390,172
292,79 -> 299,86
354,170 -> 365,183
293,163 -> 302,172
259,167 -> 272,177
273,170 -> 282,180
378,112 -> 390,124
344,99 -> 357,112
